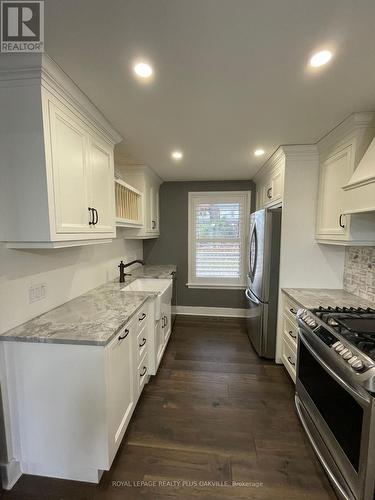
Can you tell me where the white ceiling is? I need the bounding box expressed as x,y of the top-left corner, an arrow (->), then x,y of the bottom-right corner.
44,0 -> 375,181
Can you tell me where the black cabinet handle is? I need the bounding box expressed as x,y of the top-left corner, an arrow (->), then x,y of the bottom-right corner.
290,308 -> 298,315
267,187 -> 272,199
94,208 -> 99,225
339,214 -> 345,229
152,220 -> 156,230
287,356 -> 296,367
289,331 -> 297,340
140,366 -> 147,377
88,207 -> 94,225
139,338 -> 146,348
161,317 -> 165,328
139,313 -> 146,322
118,329 -> 129,340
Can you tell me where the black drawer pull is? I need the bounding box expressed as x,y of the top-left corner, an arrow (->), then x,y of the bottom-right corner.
118,329 -> 129,340
139,313 -> 146,322
88,207 -> 94,225
289,331 -> 297,340
290,308 -> 298,315
139,338 -> 146,348
140,366 -> 147,377
339,214 -> 346,229
267,187 -> 272,199
287,356 -> 295,367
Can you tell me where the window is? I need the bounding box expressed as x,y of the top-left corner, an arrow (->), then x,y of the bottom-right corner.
188,191 -> 251,289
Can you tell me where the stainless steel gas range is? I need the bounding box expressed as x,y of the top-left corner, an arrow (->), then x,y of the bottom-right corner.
295,306 -> 375,500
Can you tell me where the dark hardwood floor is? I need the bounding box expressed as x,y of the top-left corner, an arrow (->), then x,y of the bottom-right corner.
2,316 -> 336,499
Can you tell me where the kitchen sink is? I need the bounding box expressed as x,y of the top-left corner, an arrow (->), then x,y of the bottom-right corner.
122,278 -> 172,320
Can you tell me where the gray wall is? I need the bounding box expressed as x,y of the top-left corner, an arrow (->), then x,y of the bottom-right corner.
143,181 -> 255,309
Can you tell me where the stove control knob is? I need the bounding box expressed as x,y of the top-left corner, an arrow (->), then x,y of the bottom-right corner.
332,341 -> 341,350
334,343 -> 344,352
305,317 -> 317,328
348,356 -> 358,365
352,360 -> 364,371
342,351 -> 353,360
339,348 -> 349,357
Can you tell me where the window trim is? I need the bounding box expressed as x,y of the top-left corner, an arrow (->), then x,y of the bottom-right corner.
188,191 -> 251,289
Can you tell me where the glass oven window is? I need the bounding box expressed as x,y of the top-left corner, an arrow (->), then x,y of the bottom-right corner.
299,341 -> 363,472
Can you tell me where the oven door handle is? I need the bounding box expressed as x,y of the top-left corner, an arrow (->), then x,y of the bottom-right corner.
298,328 -> 372,407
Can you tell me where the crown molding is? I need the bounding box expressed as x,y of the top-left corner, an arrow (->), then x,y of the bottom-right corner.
317,112 -> 375,157
117,163 -> 164,184
0,53 -> 122,145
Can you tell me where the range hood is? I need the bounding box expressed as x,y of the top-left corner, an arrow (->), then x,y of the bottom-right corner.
343,136 -> 375,214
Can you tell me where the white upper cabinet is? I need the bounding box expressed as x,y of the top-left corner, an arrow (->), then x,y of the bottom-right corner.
88,134 -> 115,233
115,164 -> 162,239
316,112 -> 375,245
254,150 -> 285,210
0,54 -> 122,248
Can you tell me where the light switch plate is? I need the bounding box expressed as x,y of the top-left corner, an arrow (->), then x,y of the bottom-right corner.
28,283 -> 47,304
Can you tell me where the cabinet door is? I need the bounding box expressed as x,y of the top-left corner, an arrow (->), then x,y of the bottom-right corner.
161,301 -> 172,343
107,326 -> 134,456
316,146 -> 352,238
156,319 -> 165,367
148,184 -> 159,233
88,135 -> 116,233
48,101 -> 91,234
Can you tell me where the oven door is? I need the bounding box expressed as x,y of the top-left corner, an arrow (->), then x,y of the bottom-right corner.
296,327 -> 374,500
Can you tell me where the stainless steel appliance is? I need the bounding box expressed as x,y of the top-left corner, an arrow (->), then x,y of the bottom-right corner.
296,306 -> 375,500
245,208 -> 281,358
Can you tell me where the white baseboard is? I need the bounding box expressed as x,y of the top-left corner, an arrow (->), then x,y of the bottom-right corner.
172,306 -> 247,318
1,459 -> 22,490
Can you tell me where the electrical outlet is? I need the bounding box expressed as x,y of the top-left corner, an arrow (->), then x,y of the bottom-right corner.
28,283 -> 47,304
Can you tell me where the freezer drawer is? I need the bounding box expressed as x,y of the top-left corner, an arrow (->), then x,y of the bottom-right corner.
245,288 -> 277,359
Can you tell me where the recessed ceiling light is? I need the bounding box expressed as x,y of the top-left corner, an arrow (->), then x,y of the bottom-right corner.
171,150 -> 183,160
254,149 -> 265,157
133,62 -> 153,78
310,50 -> 333,68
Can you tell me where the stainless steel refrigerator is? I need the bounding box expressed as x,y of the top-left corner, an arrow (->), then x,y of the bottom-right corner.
245,208 -> 281,359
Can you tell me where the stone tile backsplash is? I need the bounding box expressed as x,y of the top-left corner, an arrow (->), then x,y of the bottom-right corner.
344,247 -> 375,304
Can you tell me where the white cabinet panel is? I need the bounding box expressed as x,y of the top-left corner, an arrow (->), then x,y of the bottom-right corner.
49,101 -> 91,234
107,325 -> 134,458
88,135 -> 115,233
254,153 -> 285,210
316,146 -> 352,239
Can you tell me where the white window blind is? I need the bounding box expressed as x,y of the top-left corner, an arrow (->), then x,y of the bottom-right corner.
188,192 -> 250,288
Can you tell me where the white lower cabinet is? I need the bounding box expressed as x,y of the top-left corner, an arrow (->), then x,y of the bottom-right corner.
106,323 -> 135,462
1,292 -> 174,486
281,293 -> 300,383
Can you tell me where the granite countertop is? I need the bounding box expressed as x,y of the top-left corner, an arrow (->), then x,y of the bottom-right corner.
282,288 -> 375,310
0,265 -> 176,347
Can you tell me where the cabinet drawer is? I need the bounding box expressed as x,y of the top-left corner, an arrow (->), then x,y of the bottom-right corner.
283,314 -> 298,349
138,353 -> 149,394
135,304 -> 149,332
284,296 -> 300,325
282,338 -> 297,383
136,326 -> 148,363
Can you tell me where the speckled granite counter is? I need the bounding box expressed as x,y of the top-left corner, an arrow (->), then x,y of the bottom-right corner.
282,288 -> 375,310
0,265 -> 176,346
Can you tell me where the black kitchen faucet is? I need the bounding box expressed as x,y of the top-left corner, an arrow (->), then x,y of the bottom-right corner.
119,260 -> 145,283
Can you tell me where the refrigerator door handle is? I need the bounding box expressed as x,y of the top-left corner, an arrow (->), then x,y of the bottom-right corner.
245,288 -> 260,305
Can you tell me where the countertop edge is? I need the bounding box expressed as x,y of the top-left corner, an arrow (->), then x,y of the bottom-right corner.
0,295 -> 152,347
